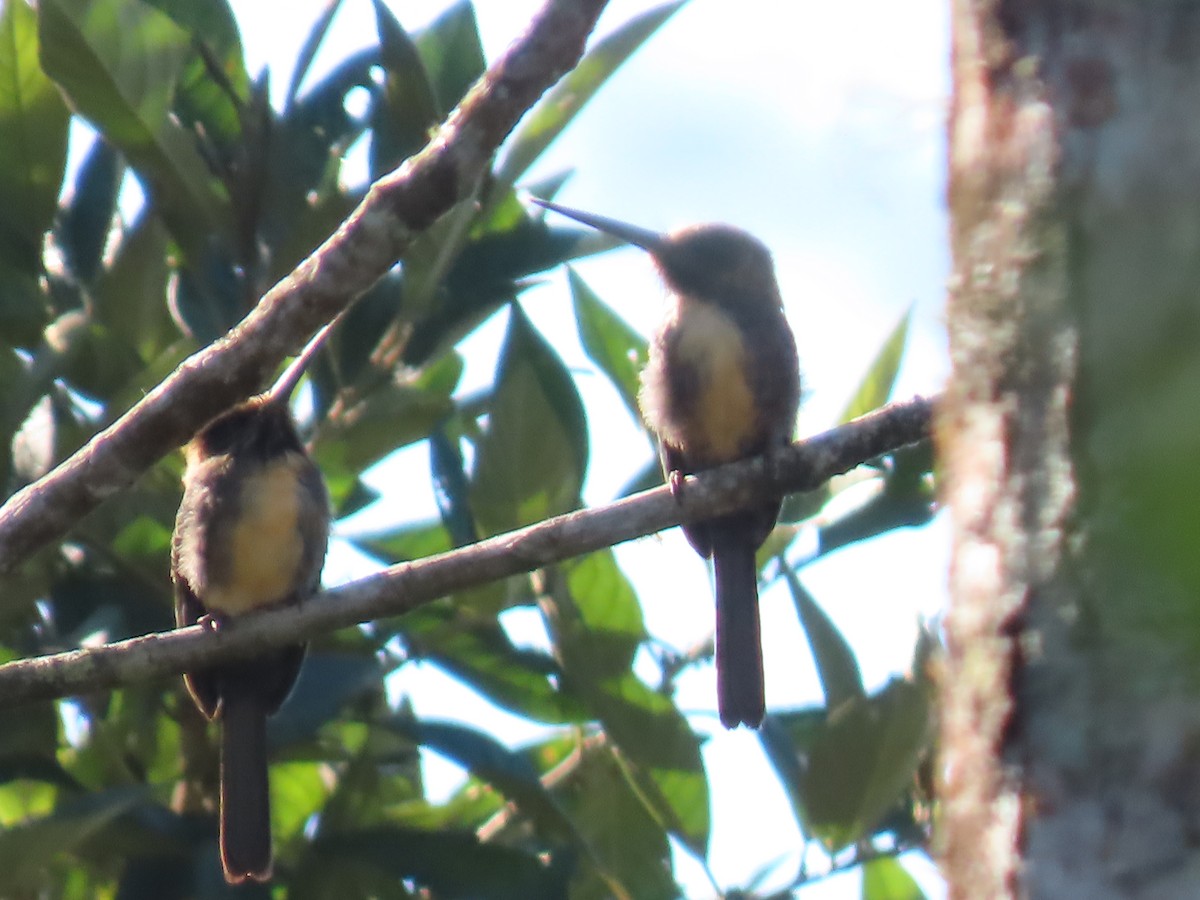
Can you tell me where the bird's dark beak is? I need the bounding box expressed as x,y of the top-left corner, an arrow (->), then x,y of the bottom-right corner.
267,319 -> 337,407
533,198 -> 666,253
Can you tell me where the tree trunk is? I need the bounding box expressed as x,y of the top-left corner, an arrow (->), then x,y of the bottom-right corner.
943,1 -> 1200,897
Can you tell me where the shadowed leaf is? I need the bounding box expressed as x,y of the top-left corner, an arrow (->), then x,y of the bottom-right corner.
38,0 -> 230,259
785,567 -> 864,708
840,305 -> 912,424
496,0 -> 686,186
569,267 -> 648,426
471,305 -> 587,535
0,0 -> 69,282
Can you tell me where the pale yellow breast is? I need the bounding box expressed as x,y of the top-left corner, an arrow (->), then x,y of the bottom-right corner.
206,455 -> 306,616
672,301 -> 757,463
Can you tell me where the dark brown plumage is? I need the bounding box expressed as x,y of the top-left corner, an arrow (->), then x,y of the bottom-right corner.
536,199 -> 800,728
172,360 -> 330,882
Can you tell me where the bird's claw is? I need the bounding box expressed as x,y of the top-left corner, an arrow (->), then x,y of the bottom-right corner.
668,469 -> 686,500
197,613 -> 226,633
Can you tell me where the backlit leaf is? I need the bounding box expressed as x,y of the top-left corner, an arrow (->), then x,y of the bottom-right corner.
839,305 -> 912,424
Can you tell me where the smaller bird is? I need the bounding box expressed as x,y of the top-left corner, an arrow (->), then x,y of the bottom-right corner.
171,329 -> 332,882
535,198 -> 800,728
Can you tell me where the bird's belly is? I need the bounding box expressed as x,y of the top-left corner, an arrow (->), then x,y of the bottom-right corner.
689,362 -> 756,462
653,302 -> 759,464
206,459 -> 306,616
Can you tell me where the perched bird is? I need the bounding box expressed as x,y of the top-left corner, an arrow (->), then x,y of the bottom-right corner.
171,332 -> 332,882
536,198 -> 800,728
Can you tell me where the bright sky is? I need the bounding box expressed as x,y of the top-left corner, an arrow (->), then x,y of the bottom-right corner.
228,1 -> 952,896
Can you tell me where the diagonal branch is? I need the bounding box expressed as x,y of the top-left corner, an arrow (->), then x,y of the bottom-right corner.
0,0 -> 610,574
0,395 -> 935,706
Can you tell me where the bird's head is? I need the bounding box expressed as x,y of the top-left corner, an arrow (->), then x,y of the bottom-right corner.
185,316 -> 336,465
534,198 -> 781,310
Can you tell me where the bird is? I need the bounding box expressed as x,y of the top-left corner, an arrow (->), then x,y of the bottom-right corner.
171,329 -> 332,882
535,198 -> 800,728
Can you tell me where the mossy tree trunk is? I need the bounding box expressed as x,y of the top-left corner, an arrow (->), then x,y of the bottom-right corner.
943,2 -> 1200,897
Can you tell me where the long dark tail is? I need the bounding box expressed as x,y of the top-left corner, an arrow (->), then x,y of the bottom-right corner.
220,688 -> 273,883
711,521 -> 765,728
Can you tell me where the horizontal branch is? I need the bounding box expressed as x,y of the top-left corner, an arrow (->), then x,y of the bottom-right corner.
0,0 -> 609,574
0,395 -> 935,706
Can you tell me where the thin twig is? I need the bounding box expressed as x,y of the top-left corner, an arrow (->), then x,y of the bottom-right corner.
0,396 -> 935,706
0,0 -> 610,574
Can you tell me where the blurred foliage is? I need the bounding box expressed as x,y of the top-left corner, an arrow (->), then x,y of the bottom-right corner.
0,0 -> 939,896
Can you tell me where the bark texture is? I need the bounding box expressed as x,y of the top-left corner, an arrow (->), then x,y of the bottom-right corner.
945,1 -> 1200,897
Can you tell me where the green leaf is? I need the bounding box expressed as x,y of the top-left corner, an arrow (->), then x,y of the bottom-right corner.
496,0 -> 686,186
0,787 -> 144,892
470,305 -> 588,535
402,604 -> 586,724
0,344 -> 31,479
272,652 -> 386,744
779,484 -> 832,524
43,562 -> 172,646
784,567 -> 864,708
430,426 -> 478,547
0,698 -> 60,776
355,518 -> 452,565
610,699 -> 708,858
414,0 -> 484,115
263,47 -> 376,270
271,760 -> 330,851
314,273 -> 405,399
839,305 -> 912,423
814,480 -> 936,560
37,0 -> 230,259
56,138 -> 124,285
388,718 -> 578,841
757,707 -> 826,838
148,0 -> 249,155
401,213 -> 599,366
0,0 -> 70,279
800,678 -> 931,852
315,349 -> 461,480
890,439 -> 936,494
92,212 -> 175,358
370,0 -> 439,178
334,478 -> 381,519
550,744 -> 677,900
109,514 -> 172,561
307,827 -> 567,899
558,551 -> 645,677
546,554 -> 708,856
0,262 -> 45,346
804,440 -> 936,564
57,318 -> 147,401
165,241 -> 242,342
285,0 -> 342,109
316,382 -> 456,474
862,856 -> 927,900
12,393 -> 58,486
569,268 -> 649,426
391,196 -> 479,325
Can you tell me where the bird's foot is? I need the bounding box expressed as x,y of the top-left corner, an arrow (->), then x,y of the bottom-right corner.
668,469 -> 686,500
197,613 -> 227,633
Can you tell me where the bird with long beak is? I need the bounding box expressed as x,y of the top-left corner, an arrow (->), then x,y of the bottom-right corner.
171,326 -> 333,882
535,198 -> 800,728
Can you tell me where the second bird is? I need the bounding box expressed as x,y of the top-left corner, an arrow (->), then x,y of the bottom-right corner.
536,199 -> 801,728
171,335 -> 331,882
